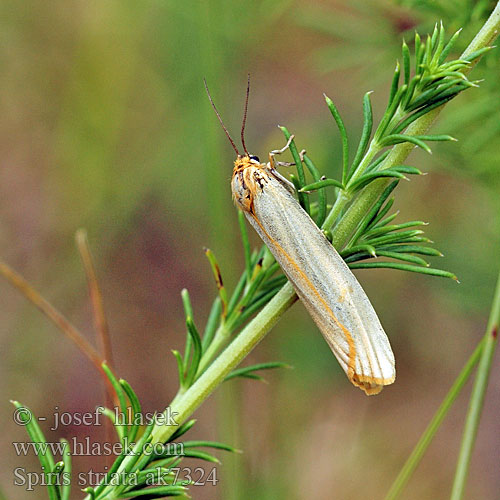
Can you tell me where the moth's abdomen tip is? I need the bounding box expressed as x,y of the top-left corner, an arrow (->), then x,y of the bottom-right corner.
351,372 -> 396,396
362,384 -> 384,396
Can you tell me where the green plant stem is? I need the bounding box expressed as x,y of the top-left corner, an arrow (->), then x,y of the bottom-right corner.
385,270 -> 500,500
196,249 -> 277,376
107,4 -> 500,483
321,190 -> 349,232
384,338 -> 484,500
197,323 -> 230,373
462,2 -> 500,59
346,133 -> 385,187
151,283 -> 296,444
450,271 -> 500,500
321,141 -> 382,232
322,0 -> 500,238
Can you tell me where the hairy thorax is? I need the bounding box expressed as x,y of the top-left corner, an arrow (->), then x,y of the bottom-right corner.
231,156 -> 271,214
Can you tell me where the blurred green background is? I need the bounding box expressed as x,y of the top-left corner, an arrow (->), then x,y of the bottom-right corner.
1,1 -> 499,499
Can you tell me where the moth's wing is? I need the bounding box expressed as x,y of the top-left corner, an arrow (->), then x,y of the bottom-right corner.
249,176 -> 395,395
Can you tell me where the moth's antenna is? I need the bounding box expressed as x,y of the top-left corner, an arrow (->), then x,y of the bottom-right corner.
240,73 -> 251,156
204,78 -> 241,156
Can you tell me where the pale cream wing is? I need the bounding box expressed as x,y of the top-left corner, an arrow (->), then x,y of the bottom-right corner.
247,174 -> 395,395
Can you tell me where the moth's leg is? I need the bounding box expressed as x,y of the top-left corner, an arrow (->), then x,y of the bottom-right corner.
268,134 -> 295,169
265,135 -> 296,193
271,169 -> 296,193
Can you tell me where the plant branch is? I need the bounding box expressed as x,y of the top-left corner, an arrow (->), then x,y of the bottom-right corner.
326,8 -> 499,246
150,283 -> 296,444
75,229 -> 117,462
384,338 -> 484,500
0,258 -> 115,401
75,229 -> 114,369
450,271 -> 500,500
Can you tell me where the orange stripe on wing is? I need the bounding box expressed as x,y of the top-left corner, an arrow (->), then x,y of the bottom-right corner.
250,213 -> 358,382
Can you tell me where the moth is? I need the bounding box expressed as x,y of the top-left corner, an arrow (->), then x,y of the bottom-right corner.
205,78 -> 395,395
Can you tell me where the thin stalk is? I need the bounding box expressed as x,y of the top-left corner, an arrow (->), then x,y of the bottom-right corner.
322,140 -> 382,232
384,338 -> 485,500
345,140 -> 382,186
0,259 -> 106,379
75,229 -> 117,466
196,323 -> 231,374
75,230 -> 114,374
385,272 -> 500,500
450,271 -> 500,500
321,190 -> 349,232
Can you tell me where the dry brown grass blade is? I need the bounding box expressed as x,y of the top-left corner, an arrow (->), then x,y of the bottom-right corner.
75,229 -> 114,369
0,258 -> 115,401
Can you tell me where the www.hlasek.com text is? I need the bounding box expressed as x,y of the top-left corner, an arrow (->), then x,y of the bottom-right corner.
13,438 -> 185,457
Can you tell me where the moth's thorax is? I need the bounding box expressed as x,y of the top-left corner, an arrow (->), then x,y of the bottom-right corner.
231,155 -> 271,213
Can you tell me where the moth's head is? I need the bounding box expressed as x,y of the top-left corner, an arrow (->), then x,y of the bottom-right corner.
232,155 -> 269,213
234,154 -> 261,169
248,154 -> 260,163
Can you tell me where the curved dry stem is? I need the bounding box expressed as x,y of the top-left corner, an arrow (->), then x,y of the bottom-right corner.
0,258 -> 114,401
75,229 -> 114,369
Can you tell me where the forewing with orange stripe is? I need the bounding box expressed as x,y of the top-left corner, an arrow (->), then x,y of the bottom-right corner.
232,156 -> 395,395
